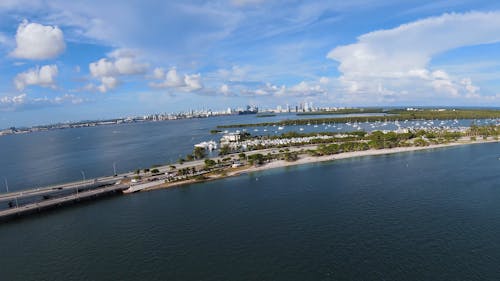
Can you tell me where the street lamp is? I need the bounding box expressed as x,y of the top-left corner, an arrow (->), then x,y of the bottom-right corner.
78,170 -> 86,196
4,177 -> 8,193
113,162 -> 117,176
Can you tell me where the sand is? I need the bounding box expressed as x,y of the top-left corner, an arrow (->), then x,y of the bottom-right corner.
144,138 -> 499,192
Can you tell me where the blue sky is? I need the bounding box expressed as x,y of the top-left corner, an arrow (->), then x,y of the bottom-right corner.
1,0 -> 500,127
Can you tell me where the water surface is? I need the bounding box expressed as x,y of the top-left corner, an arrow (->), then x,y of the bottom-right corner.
1,142 -> 499,280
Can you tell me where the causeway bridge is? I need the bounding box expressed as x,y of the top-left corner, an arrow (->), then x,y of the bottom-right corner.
0,177 -> 129,222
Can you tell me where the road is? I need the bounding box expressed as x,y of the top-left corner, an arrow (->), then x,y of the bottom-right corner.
0,184 -> 128,220
0,144 -> 320,202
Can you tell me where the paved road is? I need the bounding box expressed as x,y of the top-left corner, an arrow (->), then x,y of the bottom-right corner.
0,184 -> 128,220
0,145 -> 319,202
0,174 -> 130,202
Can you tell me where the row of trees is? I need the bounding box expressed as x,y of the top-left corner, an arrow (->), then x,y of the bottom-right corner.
218,109 -> 500,128
468,124 -> 500,137
178,147 -> 208,164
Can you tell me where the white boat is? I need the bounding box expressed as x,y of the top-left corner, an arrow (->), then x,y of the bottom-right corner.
194,140 -> 218,151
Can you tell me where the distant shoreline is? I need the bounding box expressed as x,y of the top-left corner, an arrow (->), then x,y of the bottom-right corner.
144,138 -> 499,192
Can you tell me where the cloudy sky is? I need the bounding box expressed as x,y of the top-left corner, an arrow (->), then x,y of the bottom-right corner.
1,0 -> 500,127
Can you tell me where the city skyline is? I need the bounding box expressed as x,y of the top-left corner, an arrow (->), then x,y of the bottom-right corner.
1,1 -> 500,127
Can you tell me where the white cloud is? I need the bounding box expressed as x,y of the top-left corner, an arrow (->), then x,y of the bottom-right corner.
14,65 -> 58,91
89,58 -> 116,77
153,67 -> 165,80
184,73 -> 203,91
220,84 -> 230,95
0,93 -> 27,105
319,77 -> 330,84
52,94 -> 84,105
88,49 -> 148,93
216,65 -> 248,82
240,82 -> 285,97
98,76 -> 119,93
327,11 -> 500,101
0,93 -> 84,111
11,20 -> 65,60
150,67 -> 204,92
164,68 -> 185,87
114,57 -> 148,75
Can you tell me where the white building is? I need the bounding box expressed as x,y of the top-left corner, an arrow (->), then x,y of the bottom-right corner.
220,133 -> 241,145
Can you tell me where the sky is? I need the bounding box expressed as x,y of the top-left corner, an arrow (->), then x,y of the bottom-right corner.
1,0 -> 500,127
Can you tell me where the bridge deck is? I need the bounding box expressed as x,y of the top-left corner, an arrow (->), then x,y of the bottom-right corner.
0,185 -> 127,222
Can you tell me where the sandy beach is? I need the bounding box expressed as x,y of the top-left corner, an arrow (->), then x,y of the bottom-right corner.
145,138 -> 499,192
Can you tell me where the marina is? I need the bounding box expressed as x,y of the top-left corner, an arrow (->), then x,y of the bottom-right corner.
0,120 -> 498,222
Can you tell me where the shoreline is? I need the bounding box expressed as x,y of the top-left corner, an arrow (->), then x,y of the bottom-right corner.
144,139 -> 499,192
1,137 -> 497,222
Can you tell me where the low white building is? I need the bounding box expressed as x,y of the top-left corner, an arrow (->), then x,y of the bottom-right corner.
220,133 -> 241,145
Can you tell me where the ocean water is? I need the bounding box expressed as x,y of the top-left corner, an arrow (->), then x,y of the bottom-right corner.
1,142 -> 499,280
0,114 -> 481,191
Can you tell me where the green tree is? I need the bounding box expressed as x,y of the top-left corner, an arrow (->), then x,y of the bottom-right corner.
248,154 -> 265,165
204,159 -> 216,169
284,152 -> 298,162
193,147 -> 206,159
219,144 -> 231,155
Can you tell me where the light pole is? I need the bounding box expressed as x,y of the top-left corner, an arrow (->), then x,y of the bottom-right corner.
113,162 -> 117,176
4,177 -> 8,193
78,170 -> 86,196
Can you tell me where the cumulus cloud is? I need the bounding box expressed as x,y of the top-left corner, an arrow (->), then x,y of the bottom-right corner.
217,78 -> 329,98
88,49 -> 148,93
220,84 -> 230,95
290,81 -> 324,95
150,67 -> 204,92
11,20 -> 65,60
327,11 -> 500,101
184,73 -> 203,91
217,65 -> 248,82
97,76 -> 119,93
0,93 -> 27,106
153,67 -> 165,80
239,82 -> 285,97
0,93 -> 84,111
14,65 -> 58,91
